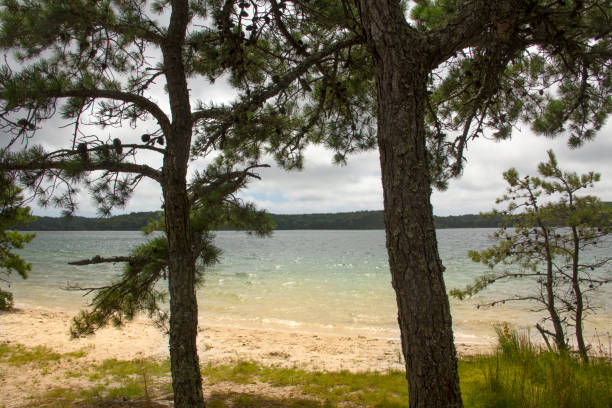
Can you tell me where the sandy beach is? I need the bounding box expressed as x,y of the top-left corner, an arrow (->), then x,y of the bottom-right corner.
0,306 -> 494,407
1,306 -> 493,368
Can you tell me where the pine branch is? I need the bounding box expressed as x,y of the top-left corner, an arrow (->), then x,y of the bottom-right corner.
479,295 -> 542,308
0,156 -> 162,182
41,88 -> 171,135
191,36 -> 360,123
68,255 -> 138,266
188,164 -> 269,206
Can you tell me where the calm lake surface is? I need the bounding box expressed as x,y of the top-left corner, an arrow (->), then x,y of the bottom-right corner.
8,229 -> 612,345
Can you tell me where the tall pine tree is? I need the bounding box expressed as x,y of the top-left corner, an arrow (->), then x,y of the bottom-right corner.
211,2 -> 609,406
0,1 -> 363,406
351,2 -> 610,406
453,151 -> 611,363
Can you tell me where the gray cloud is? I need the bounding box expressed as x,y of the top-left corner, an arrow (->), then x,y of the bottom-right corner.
23,71 -> 611,218
239,124 -> 612,217
433,125 -> 612,215
30,125 -> 612,217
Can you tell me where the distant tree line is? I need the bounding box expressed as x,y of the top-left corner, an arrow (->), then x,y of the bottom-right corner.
17,203 -> 612,231
18,209 -> 515,231
20,211 -> 163,231
272,211 -> 509,230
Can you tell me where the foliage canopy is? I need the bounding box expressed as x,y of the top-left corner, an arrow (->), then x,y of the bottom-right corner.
0,172 -> 35,310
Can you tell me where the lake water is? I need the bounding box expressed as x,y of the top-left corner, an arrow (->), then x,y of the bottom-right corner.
6,229 -> 612,346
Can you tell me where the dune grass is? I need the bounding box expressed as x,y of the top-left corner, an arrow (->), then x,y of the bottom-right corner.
2,329 -> 611,407
459,329 -> 612,408
0,343 -> 85,367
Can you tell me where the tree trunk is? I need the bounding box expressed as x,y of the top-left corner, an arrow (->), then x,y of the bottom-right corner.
376,79 -> 463,408
163,150 -> 205,407
162,2 -> 205,405
571,225 -> 588,363
356,2 -> 463,407
541,227 -> 567,352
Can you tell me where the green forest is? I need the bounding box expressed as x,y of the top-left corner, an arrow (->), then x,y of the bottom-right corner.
23,202 -> 610,231
18,210 -> 507,231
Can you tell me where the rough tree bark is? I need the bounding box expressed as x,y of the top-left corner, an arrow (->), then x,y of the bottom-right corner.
356,2 -> 462,407
163,150 -> 204,407
570,225 -> 588,362
161,2 -> 205,406
541,224 -> 567,351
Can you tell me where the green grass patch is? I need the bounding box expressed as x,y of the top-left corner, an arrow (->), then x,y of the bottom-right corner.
202,361 -> 408,406
201,352 -> 611,408
0,342 -> 87,367
460,350 -> 612,408
201,328 -> 612,408
206,392 -> 329,408
0,345 -> 171,407
5,332 -> 612,407
93,358 -> 170,379
459,328 -> 612,408
25,358 -> 172,407
0,343 -> 62,366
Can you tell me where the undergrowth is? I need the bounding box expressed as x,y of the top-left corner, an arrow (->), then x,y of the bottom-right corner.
2,329 -> 611,407
460,328 -> 612,408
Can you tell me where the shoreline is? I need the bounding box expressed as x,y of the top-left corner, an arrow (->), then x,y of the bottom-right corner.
2,307 -> 611,408
1,306 -> 494,372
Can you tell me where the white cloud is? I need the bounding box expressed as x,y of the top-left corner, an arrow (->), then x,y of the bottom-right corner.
31,125 -> 612,217
24,65 -> 612,218
236,123 -> 612,217
238,148 -> 383,214
434,125 -> 612,215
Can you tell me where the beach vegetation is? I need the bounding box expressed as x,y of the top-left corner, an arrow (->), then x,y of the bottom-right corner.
452,151 -> 611,362
3,333 -> 611,408
93,357 -> 171,381
0,342 -> 86,368
0,173 -> 35,310
460,327 -> 612,408
11,338 -> 612,408
0,289 -> 12,310
0,343 -> 61,366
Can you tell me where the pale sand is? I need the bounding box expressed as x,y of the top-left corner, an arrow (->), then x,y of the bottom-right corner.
0,306 -> 493,407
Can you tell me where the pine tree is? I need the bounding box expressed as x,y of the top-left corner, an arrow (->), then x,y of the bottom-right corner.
0,1 -> 362,406
0,172 -> 35,310
349,2 -> 610,405
210,1 -> 610,404
452,150 -> 611,363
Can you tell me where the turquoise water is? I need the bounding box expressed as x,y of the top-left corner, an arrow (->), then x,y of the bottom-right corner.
7,229 -> 611,345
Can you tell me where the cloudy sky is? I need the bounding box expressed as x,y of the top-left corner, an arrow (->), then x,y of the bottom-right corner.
8,41 -> 610,219
30,117 -> 612,218
240,127 -> 612,216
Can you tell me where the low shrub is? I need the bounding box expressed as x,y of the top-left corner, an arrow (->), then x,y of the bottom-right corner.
0,289 -> 14,310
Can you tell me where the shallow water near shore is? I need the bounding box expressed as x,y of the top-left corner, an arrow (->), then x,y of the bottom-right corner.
8,229 -> 612,348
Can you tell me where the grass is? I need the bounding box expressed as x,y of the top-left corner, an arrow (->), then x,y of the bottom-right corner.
25,357 -> 174,408
2,330 -> 612,407
0,342 -> 172,407
202,361 -> 408,406
459,328 -> 612,408
0,343 -> 85,367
